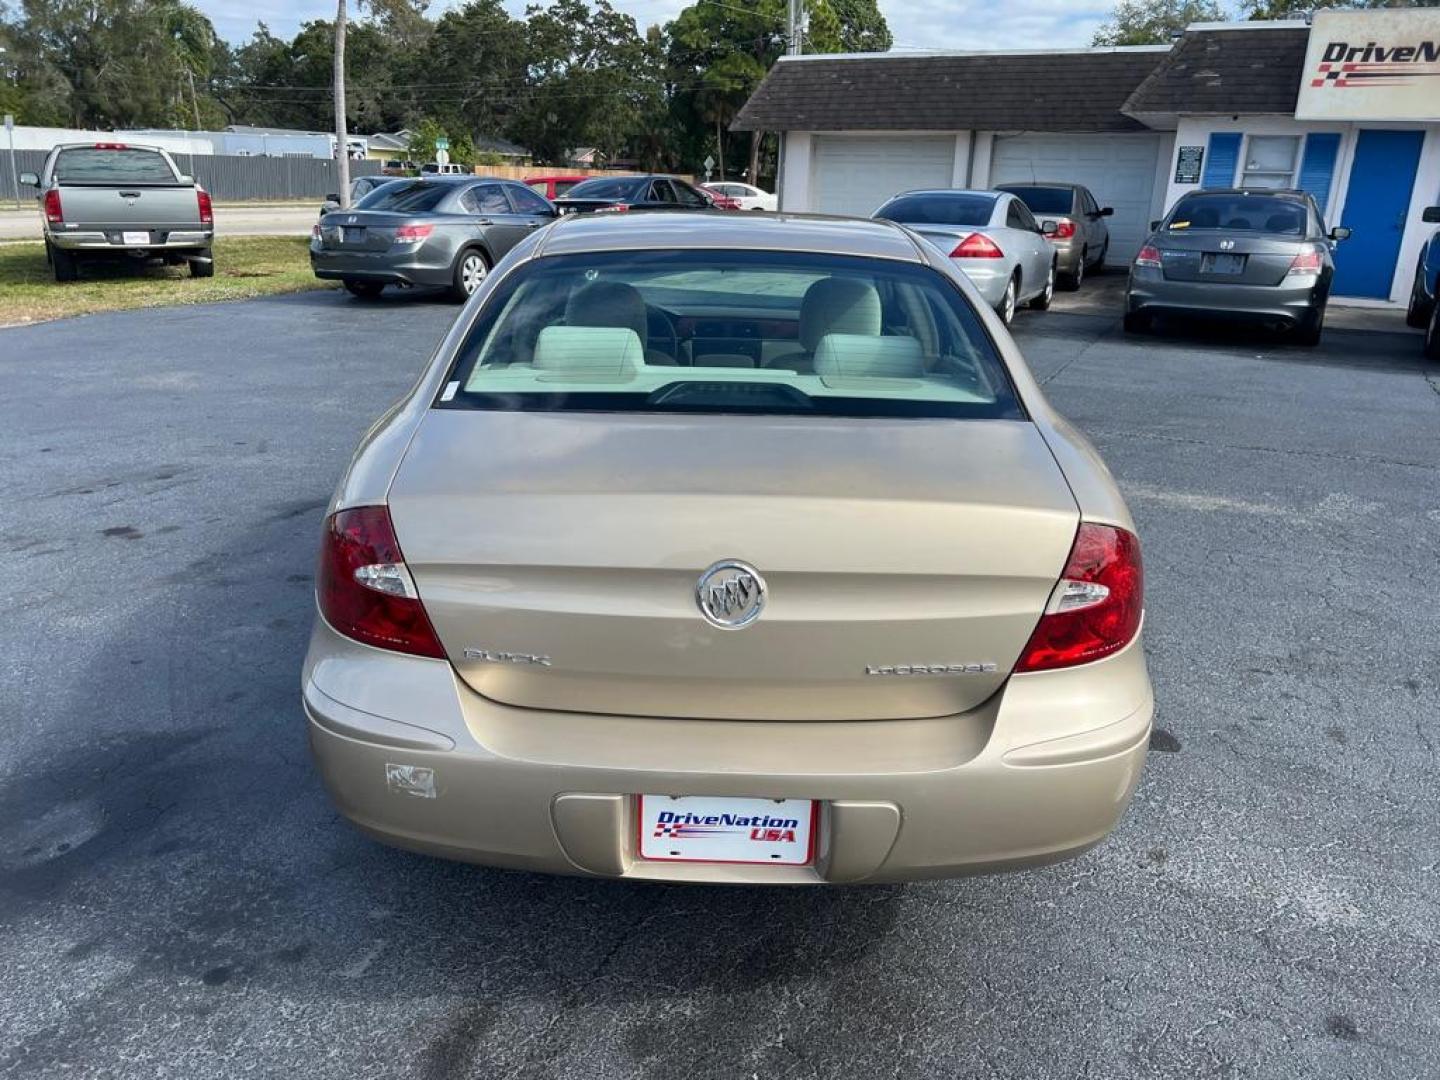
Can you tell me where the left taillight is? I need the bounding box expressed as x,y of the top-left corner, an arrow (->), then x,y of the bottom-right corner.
1048,220 -> 1077,240
1014,523 -> 1143,674
317,506 -> 446,659
43,189 -> 63,224
197,189 -> 213,226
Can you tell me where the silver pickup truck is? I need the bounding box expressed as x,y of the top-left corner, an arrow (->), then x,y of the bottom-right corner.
20,142 -> 215,282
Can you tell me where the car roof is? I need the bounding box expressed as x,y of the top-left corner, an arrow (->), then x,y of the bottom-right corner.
1185,187 -> 1309,199
995,181 -> 1081,191
887,189 -> 1001,200
537,212 -> 924,262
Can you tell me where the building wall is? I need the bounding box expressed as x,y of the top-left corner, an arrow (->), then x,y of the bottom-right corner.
1161,115 -> 1440,304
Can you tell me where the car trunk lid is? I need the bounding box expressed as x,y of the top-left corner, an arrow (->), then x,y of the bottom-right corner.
1156,232 -> 1300,286
316,211 -> 422,253
386,411 -> 1080,721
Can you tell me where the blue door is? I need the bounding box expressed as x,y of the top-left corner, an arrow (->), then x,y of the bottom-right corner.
1332,130 -> 1424,299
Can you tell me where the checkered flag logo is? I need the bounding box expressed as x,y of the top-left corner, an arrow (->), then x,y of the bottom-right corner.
654,822 -> 684,838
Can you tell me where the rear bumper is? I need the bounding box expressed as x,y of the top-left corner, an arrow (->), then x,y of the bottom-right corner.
1127,268 -> 1326,326
48,229 -> 212,252
953,259 -> 1014,307
309,244 -> 450,287
303,618 -> 1152,885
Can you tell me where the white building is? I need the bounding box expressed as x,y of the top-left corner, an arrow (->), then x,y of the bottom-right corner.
735,9 -> 1440,306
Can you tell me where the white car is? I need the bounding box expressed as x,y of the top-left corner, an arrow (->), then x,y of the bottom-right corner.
875,190 -> 1059,326
706,181 -> 778,212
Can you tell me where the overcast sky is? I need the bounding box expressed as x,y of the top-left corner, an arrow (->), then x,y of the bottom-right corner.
195,0 -> 1123,54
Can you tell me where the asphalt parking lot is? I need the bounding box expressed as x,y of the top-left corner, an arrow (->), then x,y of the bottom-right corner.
1,282 -> 1436,1079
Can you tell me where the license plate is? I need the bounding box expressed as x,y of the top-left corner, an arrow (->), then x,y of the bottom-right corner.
121,231 -> 149,245
638,795 -> 817,865
343,227 -> 366,244
1203,252 -> 1246,274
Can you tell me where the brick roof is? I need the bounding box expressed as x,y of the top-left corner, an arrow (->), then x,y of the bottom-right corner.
1123,26 -> 1310,117
732,49 -> 1168,133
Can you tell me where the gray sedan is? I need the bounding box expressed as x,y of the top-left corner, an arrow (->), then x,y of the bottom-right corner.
874,190 -> 1057,326
996,182 -> 1113,289
310,178 -> 557,301
1124,188 -> 1349,347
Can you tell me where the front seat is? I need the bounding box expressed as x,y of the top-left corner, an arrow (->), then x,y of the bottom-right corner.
765,277 -> 882,372
565,282 -> 676,365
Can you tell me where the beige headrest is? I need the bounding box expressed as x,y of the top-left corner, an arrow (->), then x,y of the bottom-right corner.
564,281 -> 648,349
800,278 -> 881,352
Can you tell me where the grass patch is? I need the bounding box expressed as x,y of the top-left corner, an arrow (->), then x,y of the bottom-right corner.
0,236 -> 333,325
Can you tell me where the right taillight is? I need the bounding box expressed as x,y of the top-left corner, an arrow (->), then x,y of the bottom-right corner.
1015,523 -> 1143,673
952,233 -> 1004,258
1134,244 -> 1162,269
1287,246 -> 1323,275
43,189 -> 63,224
317,506 -> 446,659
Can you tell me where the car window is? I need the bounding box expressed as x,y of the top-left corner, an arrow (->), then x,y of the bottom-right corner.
52,147 -> 178,184
1079,189 -> 1096,215
875,193 -> 996,227
1165,194 -> 1309,235
1006,200 -> 1038,231
527,180 -> 549,196
553,179 -> 581,197
673,182 -> 708,208
463,185 -> 511,214
507,185 -> 552,214
356,181 -> 451,212
648,179 -> 677,203
998,186 -> 1074,216
566,177 -> 646,201
441,250 -> 1021,421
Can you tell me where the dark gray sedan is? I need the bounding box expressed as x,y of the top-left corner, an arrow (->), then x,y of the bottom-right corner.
1125,188 -> 1349,346
310,178 -> 557,301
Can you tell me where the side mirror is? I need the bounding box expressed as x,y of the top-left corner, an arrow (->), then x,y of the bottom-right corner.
1329,226 -> 1352,241
1100,206 -> 1114,217
1040,219 -> 1058,236
1149,219 -> 1160,231
1423,206 -> 1440,224
325,193 -> 341,203
18,172 -> 39,187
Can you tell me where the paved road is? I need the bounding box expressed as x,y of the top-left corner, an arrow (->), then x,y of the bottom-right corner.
0,204 -> 319,241
1,288 -> 1436,1079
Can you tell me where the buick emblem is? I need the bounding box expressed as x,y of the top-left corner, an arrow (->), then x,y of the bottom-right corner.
696,560 -> 766,629
346,215 -> 357,225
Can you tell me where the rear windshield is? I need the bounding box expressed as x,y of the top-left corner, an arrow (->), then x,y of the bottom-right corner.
564,177 -> 645,201
356,181 -> 450,213
439,250 -> 1021,420
998,186 -> 1074,215
875,194 -> 995,227
1165,194 -> 1309,235
53,147 -> 177,185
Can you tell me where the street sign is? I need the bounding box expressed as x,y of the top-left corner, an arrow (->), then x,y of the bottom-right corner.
435,148 -> 450,167
435,137 -> 450,150
703,154 -> 715,182
3,115 -> 12,131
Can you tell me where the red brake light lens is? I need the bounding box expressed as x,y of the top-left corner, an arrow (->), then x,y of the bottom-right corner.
317,506 -> 446,659
393,224 -> 434,242
952,233 -> 1003,258
1049,220 -> 1077,240
1014,523 -> 1143,673
196,189 -> 213,226
1134,244 -> 1162,268
1287,246 -> 1323,275
595,203 -> 631,213
93,142 -> 128,150
43,189 -> 63,224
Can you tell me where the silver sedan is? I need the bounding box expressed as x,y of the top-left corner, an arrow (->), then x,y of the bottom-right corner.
874,190 -> 1058,325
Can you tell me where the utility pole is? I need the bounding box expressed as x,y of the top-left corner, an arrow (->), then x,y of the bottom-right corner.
187,69 -> 202,131
333,0 -> 351,208
787,0 -> 803,56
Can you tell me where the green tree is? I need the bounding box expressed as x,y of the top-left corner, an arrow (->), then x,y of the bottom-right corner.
1242,0 -> 1437,15
1092,0 -> 1222,45
407,117 -> 475,165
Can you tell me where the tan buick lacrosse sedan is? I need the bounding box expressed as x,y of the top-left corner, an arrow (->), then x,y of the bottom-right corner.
303,212 -> 1153,884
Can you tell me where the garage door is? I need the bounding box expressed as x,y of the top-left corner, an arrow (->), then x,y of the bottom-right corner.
989,134 -> 1163,263
811,135 -> 955,217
